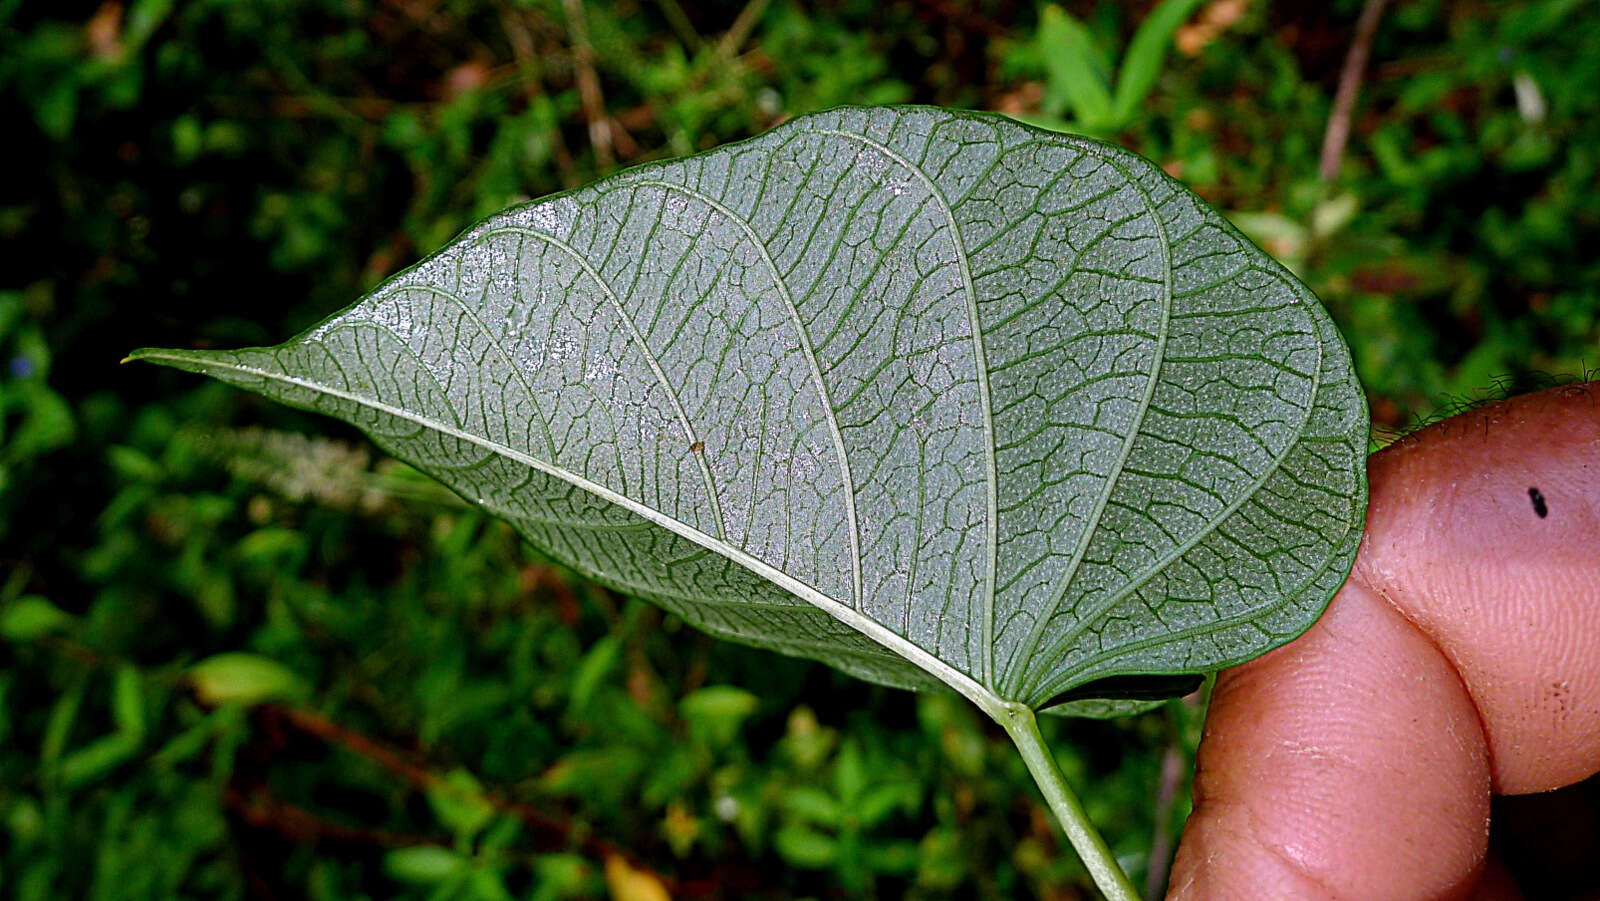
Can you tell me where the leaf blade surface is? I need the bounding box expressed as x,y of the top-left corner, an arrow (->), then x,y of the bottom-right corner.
132,106 -> 1367,714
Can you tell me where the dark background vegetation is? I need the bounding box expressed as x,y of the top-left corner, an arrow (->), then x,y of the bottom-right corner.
3,0 -> 1597,898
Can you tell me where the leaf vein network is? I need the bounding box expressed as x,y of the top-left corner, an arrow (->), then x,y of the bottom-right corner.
813,126 -> 1001,689
630,178 -> 867,612
480,226 -> 730,541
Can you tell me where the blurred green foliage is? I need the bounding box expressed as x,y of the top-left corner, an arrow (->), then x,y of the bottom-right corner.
1,0 -> 1595,898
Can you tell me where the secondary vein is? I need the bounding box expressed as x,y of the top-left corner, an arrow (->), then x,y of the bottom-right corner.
483,226 -> 730,542
1005,151 -> 1174,700
632,178 -> 868,613
817,127 -> 1001,691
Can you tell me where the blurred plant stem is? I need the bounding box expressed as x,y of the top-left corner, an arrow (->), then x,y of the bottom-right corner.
1002,703 -> 1141,901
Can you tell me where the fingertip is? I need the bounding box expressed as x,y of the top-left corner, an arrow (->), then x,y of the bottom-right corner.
1360,381 -> 1600,793
1168,799 -> 1349,899
1168,578 -> 1490,899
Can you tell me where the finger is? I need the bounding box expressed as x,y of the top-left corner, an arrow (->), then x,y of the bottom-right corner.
1168,574 -> 1491,899
1357,382 -> 1600,793
1168,381 -> 1600,898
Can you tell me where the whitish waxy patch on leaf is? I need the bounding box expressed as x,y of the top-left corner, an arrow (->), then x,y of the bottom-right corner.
132,106 -> 1367,718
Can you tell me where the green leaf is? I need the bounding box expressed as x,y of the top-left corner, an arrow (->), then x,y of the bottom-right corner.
0,596 -> 74,642
5,383 -> 75,460
832,740 -> 867,803
679,684 -> 760,722
856,780 -> 920,826
565,634 -> 620,717
384,846 -> 466,885
916,826 -> 968,890
466,867 -> 517,901
110,665 -> 146,738
132,106 -> 1367,720
186,652 -> 304,706
425,768 -> 496,840
679,684 -> 759,745
783,786 -> 842,825
774,823 -> 839,868
54,731 -> 142,788
41,674 -> 88,768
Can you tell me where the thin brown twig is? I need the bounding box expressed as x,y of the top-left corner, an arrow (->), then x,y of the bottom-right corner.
225,785 -> 437,848
245,705 -> 790,897
1145,689 -> 1207,898
607,114 -> 642,160
1144,742 -> 1187,899
257,705 -> 658,880
654,0 -> 703,51
271,706 -> 435,788
913,0 -> 1010,37
1319,0 -> 1390,182
717,0 -> 772,59
498,6 -> 579,186
561,0 -> 614,169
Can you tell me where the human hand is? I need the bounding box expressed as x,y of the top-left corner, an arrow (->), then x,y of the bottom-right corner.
1166,382 -> 1600,900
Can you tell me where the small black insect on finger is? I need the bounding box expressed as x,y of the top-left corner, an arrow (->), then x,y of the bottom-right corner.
1528,486 -> 1549,518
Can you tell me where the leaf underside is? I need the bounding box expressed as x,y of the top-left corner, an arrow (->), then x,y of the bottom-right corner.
134,106 -> 1367,717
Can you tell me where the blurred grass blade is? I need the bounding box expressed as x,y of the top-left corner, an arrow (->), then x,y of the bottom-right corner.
1038,5 -> 1114,128
111,665 -> 145,738
55,731 -> 142,788
1113,0 -> 1208,124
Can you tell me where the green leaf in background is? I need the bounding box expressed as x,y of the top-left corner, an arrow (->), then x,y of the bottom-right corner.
679,685 -> 760,747
426,768 -> 497,841
0,596 -> 74,642
131,105 -> 1366,723
384,845 -> 466,885
185,652 -> 304,706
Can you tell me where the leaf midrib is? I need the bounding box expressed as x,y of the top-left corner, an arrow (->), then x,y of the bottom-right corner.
127,349 -> 1009,718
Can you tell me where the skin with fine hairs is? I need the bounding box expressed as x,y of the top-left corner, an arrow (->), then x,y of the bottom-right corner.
1167,381 -> 1600,900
